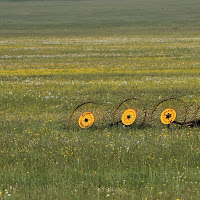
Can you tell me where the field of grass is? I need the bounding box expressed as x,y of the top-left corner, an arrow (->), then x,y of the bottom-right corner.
1,0 -> 200,199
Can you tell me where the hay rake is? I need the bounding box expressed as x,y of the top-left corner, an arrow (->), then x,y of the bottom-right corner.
68,97 -> 200,129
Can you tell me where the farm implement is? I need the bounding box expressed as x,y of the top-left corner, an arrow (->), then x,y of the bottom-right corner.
68,97 -> 200,129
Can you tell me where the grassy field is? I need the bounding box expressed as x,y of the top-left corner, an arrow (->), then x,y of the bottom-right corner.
1,0 -> 200,199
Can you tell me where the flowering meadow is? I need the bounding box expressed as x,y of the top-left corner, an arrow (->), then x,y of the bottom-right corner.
1,32 -> 200,199
1,0 -> 200,199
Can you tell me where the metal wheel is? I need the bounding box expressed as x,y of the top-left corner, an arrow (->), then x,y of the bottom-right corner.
151,98 -> 187,127
69,101 -> 108,129
113,97 -> 147,127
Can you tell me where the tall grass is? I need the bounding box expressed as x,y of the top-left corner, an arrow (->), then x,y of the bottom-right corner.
1,0 -> 200,199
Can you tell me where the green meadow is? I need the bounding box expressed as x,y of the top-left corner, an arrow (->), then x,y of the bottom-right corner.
1,0 -> 200,199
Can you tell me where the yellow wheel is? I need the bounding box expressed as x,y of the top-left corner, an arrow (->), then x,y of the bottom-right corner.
78,112 -> 95,128
121,108 -> 137,125
113,97 -> 146,127
69,101 -> 109,129
160,108 -> 176,124
151,98 -> 187,127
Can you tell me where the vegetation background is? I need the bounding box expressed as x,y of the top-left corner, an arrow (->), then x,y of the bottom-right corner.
0,0 -> 200,199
